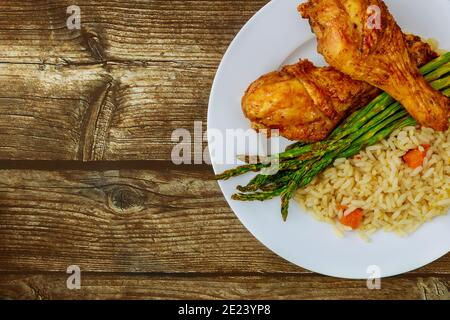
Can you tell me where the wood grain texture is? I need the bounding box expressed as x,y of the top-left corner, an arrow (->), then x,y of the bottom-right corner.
0,0 -> 268,160
1,273 -> 449,300
0,0 -> 449,300
0,64 -> 109,160
0,166 -> 299,273
0,63 -> 211,160
0,0 -> 268,65
0,167 -> 448,276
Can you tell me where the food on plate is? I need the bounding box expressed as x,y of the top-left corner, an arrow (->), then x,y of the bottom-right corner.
295,125 -> 450,239
217,52 -> 450,224
242,35 -> 437,141
216,0 -> 450,237
298,0 -> 449,131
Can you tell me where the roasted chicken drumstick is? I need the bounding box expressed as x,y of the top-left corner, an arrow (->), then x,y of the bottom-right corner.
242,34 -> 437,141
299,0 -> 449,131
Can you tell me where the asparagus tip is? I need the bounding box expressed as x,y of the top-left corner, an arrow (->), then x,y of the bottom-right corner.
281,197 -> 290,222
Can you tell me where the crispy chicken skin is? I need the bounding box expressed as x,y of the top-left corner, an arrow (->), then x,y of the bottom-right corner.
242,34 -> 437,141
298,0 -> 449,131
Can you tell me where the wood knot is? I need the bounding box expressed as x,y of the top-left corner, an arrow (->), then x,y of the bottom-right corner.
107,186 -> 144,214
80,27 -> 106,62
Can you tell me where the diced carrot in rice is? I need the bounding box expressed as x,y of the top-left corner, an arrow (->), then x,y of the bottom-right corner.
402,144 -> 430,169
339,208 -> 364,230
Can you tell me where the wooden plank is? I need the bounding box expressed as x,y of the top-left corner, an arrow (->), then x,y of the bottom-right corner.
0,167 -> 299,273
1,273 -> 449,300
0,0 -> 268,65
0,0 -> 270,160
0,167 -> 449,274
103,65 -> 211,161
0,64 -> 211,160
0,64 -> 109,160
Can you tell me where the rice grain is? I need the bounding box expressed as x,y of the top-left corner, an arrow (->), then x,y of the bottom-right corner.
295,126 -> 450,239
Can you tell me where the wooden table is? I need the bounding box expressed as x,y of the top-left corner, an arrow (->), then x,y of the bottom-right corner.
0,0 -> 448,300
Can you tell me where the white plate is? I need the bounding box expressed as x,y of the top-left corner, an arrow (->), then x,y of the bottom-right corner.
208,0 -> 450,279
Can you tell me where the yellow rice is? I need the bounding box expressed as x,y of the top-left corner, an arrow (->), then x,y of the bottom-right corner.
295,125 -> 450,240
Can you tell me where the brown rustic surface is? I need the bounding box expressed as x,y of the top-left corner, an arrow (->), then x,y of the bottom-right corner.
0,0 -> 448,300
